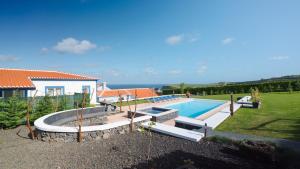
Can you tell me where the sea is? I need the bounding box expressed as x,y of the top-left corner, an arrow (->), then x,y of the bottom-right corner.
107,84 -> 166,89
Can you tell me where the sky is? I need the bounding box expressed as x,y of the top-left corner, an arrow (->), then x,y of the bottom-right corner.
0,0 -> 299,84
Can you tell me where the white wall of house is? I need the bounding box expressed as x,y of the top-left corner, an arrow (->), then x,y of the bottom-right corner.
27,80 -> 97,104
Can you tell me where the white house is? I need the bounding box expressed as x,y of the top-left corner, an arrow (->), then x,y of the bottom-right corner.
0,68 -> 98,104
97,82 -> 158,103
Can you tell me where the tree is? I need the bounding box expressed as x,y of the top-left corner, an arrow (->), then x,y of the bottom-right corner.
0,95 -> 27,128
268,84 -> 273,92
32,95 -> 54,122
0,99 -> 7,128
262,86 -> 268,93
56,96 -> 69,111
276,84 -> 281,92
74,93 -> 90,108
251,87 -> 260,102
179,83 -> 185,94
220,90 -> 224,95
295,81 -> 300,91
249,87 -> 255,96
287,82 -> 293,93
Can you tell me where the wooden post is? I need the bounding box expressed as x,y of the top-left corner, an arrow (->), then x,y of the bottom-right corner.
130,89 -> 138,132
118,91 -> 122,112
126,96 -> 132,116
230,93 -> 234,116
76,102 -> 79,124
26,112 -> 35,140
26,90 -> 37,140
78,91 -> 86,142
204,123 -> 207,138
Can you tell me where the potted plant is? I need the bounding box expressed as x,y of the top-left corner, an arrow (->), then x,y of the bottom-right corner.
251,88 -> 261,108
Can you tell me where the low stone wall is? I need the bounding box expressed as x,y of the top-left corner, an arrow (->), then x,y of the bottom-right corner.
151,111 -> 178,123
44,106 -> 110,126
35,120 -> 149,143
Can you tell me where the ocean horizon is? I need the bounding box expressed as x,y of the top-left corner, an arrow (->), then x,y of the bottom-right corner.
107,84 -> 166,89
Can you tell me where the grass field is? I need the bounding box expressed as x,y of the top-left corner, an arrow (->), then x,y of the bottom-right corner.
194,92 -> 300,141
113,99 -> 150,107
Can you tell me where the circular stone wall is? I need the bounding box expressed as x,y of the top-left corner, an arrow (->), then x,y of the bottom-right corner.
34,106 -> 151,142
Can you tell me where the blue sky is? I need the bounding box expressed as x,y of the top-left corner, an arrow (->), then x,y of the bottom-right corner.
0,0 -> 299,84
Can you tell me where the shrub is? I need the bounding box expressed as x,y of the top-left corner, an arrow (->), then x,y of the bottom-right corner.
295,81 -> 300,91
179,83 -> 185,94
0,94 -> 91,129
0,95 -> 27,128
74,93 -> 90,108
162,80 -> 300,95
287,82 -> 293,93
31,95 -> 54,122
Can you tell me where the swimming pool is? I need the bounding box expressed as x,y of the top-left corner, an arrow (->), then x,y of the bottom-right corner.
165,99 -> 225,118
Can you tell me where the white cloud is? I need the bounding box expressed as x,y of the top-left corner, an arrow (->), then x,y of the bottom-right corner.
189,37 -> 198,43
40,47 -> 49,54
0,55 -> 19,62
108,69 -> 120,77
168,69 -> 182,75
187,33 -> 200,43
53,37 -> 96,54
270,56 -> 290,60
166,34 -> 184,45
222,37 -> 234,45
144,67 -> 157,75
98,45 -> 111,52
196,65 -> 207,74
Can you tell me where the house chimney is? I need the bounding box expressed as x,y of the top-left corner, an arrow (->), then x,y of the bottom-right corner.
102,82 -> 107,90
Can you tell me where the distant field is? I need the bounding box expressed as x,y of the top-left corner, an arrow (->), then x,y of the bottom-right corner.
165,83 -> 221,88
113,99 -> 150,107
194,92 -> 300,141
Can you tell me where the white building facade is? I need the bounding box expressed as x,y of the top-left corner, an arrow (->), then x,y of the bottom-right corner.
28,80 -> 97,104
0,68 -> 98,104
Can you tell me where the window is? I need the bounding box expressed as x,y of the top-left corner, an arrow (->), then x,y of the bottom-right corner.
14,90 -> 27,97
45,86 -> 64,96
4,90 -> 13,97
82,85 -> 90,94
0,90 -> 27,98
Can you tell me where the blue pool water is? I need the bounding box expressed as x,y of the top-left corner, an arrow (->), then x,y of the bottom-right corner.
166,99 -> 225,118
141,107 -> 169,114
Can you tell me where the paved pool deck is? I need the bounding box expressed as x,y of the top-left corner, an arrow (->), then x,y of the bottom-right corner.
106,98 -> 189,123
107,97 -> 234,129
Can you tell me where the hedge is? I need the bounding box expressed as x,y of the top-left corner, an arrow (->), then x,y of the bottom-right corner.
162,81 -> 300,95
0,93 -> 91,129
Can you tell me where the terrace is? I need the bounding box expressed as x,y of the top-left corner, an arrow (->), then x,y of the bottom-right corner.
34,94 -> 238,142
101,95 -> 244,142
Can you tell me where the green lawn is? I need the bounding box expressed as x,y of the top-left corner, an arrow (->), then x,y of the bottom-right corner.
113,99 -> 150,107
193,92 -> 300,141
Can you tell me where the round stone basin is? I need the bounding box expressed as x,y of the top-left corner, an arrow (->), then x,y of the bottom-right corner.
34,106 -> 152,142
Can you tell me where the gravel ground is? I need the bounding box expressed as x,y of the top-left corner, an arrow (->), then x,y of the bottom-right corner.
0,126 -> 299,169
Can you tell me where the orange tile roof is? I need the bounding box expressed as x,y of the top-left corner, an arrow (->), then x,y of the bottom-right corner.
97,88 -> 158,99
0,68 -> 97,89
